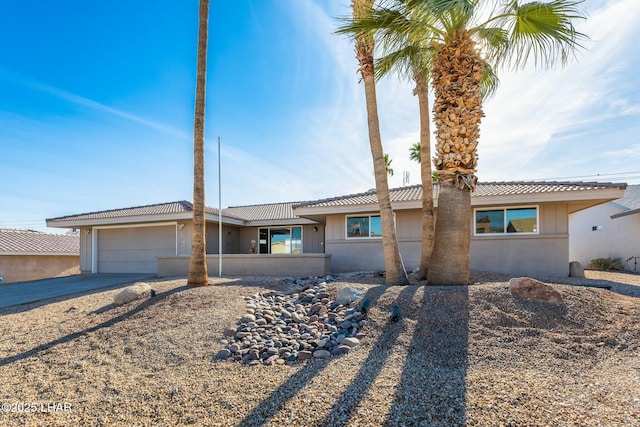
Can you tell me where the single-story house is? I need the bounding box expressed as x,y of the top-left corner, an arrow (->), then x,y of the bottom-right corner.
569,184 -> 640,272
0,228 -> 80,284
46,181 -> 626,278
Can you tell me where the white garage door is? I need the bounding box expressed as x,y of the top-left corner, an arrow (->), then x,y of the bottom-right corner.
97,226 -> 176,273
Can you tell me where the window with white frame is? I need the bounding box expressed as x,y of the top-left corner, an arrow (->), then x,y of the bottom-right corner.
474,207 -> 538,235
346,215 -> 382,238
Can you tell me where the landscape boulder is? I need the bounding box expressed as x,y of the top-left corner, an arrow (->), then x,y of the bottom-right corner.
336,286 -> 366,305
569,261 -> 585,278
508,277 -> 563,305
113,282 -> 152,305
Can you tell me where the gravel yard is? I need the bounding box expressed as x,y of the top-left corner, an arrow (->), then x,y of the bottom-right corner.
0,270 -> 638,426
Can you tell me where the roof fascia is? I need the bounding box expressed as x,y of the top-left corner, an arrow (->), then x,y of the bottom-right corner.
0,252 -> 79,256
611,207 -> 640,219
293,200 -> 421,216
47,212 -> 246,228
471,188 -> 626,206
244,218 -> 318,227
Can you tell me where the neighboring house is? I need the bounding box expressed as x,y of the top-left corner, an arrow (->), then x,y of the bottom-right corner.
569,184 -> 640,272
46,181 -> 626,278
0,228 -> 80,284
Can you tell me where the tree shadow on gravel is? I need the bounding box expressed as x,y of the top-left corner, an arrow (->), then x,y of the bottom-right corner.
385,285 -> 469,426
236,284 -> 390,427
0,286 -> 189,367
320,285 -> 418,426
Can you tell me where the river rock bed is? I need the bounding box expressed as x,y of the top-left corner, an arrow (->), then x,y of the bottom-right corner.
215,277 -> 368,365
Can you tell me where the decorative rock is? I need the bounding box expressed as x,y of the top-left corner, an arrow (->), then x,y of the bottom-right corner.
341,337 -> 360,347
241,313 -> 256,323
218,274 -> 377,365
113,282 -> 152,305
297,350 -> 313,360
508,277 -> 564,305
331,345 -> 351,356
313,349 -> 331,358
569,261 -> 585,278
215,349 -> 231,360
336,286 -> 366,305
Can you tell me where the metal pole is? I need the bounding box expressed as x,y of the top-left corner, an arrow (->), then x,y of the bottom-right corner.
218,135 -> 222,277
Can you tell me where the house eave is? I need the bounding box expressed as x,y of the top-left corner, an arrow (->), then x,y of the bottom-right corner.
293,200 -> 421,216
47,212 -> 245,228
0,252 -> 79,257
472,188 -> 626,208
244,218 -> 318,227
611,207 -> 640,219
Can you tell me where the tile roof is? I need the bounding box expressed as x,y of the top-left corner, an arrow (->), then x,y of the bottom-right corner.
294,186 -> 423,208
46,201 -> 245,223
0,229 -> 79,255
295,181 -> 627,208
473,181 -> 627,196
609,184 -> 640,218
224,202 -> 301,221
610,184 -> 640,210
45,181 -> 627,227
48,201 -> 197,222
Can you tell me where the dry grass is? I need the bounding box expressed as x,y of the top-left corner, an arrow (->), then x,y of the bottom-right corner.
0,271 -> 639,426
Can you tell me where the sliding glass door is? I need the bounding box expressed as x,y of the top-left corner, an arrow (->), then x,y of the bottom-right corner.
258,227 -> 302,254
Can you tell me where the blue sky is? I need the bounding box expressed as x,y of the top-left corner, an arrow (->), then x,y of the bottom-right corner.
1,0 -> 639,233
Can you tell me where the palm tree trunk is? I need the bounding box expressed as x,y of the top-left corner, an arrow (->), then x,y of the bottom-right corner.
188,0 -> 209,286
427,181 -> 471,285
353,0 -> 409,285
428,32 -> 483,286
415,76 -> 435,280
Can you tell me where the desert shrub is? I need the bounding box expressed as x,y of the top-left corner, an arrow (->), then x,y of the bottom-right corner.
587,257 -> 623,271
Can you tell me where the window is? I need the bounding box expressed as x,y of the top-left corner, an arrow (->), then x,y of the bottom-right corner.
346,215 -> 382,238
474,207 -> 538,235
258,227 -> 302,254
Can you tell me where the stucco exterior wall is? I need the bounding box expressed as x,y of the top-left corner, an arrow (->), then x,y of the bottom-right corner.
325,202 -> 571,276
569,203 -> 640,268
325,211 -> 422,273
158,254 -> 331,277
80,227 -> 92,273
470,235 -> 568,276
0,255 -> 79,284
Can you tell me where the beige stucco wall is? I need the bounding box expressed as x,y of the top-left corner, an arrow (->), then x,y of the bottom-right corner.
325,211 -> 422,273
325,202 -> 571,276
0,255 -> 79,284
79,227 -> 92,273
158,254 -> 331,277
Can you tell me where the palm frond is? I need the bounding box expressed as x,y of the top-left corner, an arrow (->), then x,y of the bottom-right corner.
480,63 -> 500,100
492,0 -> 588,70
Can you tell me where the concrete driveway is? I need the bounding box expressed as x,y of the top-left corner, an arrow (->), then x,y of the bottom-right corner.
0,274 -> 153,309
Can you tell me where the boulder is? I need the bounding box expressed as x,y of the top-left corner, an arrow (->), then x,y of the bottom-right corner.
336,286 -> 366,305
569,261 -> 585,278
113,282 -> 152,305
508,277 -> 563,305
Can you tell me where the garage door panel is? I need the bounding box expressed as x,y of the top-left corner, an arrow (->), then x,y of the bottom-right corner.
97,226 -> 175,273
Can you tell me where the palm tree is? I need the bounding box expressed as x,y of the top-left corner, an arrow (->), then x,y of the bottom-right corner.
418,0 -> 587,285
338,1 -> 437,280
384,153 -> 394,176
349,0 -> 409,285
188,0 -> 210,287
